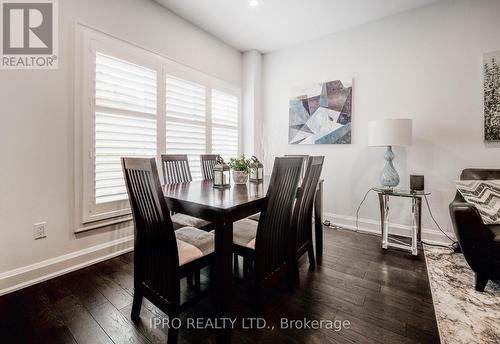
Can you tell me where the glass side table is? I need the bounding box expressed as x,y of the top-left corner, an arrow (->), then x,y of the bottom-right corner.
373,187 -> 431,256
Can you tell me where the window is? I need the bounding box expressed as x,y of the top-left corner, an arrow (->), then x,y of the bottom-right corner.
212,89 -> 239,161
165,76 -> 207,180
78,25 -> 240,226
94,53 -> 157,204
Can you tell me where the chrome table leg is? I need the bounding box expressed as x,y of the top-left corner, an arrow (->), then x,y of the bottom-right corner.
411,197 -> 418,256
382,194 -> 389,249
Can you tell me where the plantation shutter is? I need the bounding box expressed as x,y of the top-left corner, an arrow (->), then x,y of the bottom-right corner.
165,76 -> 207,180
211,89 -> 239,161
94,52 -> 157,204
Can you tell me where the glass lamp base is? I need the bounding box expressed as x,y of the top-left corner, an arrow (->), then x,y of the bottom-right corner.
380,146 -> 400,187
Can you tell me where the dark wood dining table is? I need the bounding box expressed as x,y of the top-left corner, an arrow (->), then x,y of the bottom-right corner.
163,178 -> 324,343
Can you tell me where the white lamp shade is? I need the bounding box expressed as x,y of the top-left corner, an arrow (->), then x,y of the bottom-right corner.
368,119 -> 412,147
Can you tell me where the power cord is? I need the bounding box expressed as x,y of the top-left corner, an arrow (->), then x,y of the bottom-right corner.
355,188 -> 376,231
354,188 -> 458,251
421,194 -> 457,251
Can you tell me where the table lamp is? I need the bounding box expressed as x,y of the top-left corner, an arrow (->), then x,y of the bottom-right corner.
368,119 -> 412,188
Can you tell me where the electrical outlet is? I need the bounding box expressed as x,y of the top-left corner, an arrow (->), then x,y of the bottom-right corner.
33,222 -> 47,240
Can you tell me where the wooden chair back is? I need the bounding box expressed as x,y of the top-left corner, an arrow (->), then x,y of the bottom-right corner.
284,154 -> 309,179
121,157 -> 180,311
200,154 -> 219,180
254,156 -> 303,286
292,156 -> 324,255
161,154 -> 192,184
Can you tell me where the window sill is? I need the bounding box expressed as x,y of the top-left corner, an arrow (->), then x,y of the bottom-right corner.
75,215 -> 133,234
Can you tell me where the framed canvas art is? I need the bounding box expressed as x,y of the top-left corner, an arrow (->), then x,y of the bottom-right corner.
484,51 -> 500,141
289,79 -> 352,144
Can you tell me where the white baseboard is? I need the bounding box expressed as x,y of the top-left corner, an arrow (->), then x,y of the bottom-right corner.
0,212 -> 453,296
324,212 -> 454,245
0,235 -> 134,296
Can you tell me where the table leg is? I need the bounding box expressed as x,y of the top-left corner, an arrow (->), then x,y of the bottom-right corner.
314,181 -> 323,263
416,197 -> 422,243
411,197 -> 418,256
214,220 -> 233,343
378,194 -> 389,249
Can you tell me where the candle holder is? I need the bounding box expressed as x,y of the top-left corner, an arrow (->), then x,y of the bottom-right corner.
249,156 -> 264,183
213,156 -> 230,188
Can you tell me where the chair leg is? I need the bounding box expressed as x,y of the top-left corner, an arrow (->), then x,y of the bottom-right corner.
243,257 -> 250,279
131,288 -> 143,321
286,266 -> 295,292
290,258 -> 300,285
233,253 -> 239,275
307,244 -> 316,270
210,264 -> 215,282
167,326 -> 178,344
187,272 -> 194,287
209,264 -> 215,294
194,269 -> 201,287
255,288 -> 263,314
475,272 -> 488,292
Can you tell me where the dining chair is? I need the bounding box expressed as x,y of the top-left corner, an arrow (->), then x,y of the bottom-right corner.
122,157 -> 214,343
161,154 -> 212,232
161,154 -> 192,184
232,156 -> 303,309
247,155 -> 308,223
289,156 -> 324,284
284,154 -> 309,179
200,154 -> 219,180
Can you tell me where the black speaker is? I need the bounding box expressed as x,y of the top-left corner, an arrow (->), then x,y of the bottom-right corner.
410,175 -> 424,191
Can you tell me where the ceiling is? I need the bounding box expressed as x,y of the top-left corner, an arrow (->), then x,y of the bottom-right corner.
154,0 -> 439,52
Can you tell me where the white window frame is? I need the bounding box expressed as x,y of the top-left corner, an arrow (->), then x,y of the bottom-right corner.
75,24 -> 241,229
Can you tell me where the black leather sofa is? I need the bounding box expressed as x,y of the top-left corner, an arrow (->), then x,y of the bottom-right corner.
449,169 -> 500,291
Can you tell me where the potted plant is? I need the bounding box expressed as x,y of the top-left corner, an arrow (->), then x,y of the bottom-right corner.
228,155 -> 251,184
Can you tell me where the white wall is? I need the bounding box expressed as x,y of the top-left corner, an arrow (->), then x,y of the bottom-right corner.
262,0 -> 500,242
0,0 -> 241,292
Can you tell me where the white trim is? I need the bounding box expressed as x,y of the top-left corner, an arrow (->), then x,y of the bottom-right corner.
324,212 -> 455,245
206,82 -> 213,154
157,64 -> 167,171
75,215 -> 133,233
0,235 -> 134,296
75,21 -> 236,87
82,36 -> 162,224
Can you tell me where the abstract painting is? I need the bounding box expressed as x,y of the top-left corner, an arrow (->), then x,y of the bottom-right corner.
484,51 -> 500,141
289,79 -> 352,144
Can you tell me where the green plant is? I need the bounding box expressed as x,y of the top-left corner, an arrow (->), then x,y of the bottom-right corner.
228,155 -> 251,172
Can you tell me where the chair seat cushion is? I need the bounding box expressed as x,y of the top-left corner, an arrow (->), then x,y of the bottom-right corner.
233,219 -> 258,249
247,213 -> 260,222
175,227 -> 214,265
485,225 -> 500,259
176,240 -> 203,266
172,213 -> 211,230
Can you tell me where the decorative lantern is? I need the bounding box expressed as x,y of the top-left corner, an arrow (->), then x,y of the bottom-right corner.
213,156 -> 230,188
249,156 -> 264,183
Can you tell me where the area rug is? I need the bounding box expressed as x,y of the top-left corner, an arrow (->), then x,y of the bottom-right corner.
423,245 -> 500,344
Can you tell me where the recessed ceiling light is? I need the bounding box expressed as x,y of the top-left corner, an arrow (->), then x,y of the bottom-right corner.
249,0 -> 259,7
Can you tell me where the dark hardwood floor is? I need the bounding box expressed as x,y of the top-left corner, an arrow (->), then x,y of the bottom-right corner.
0,228 -> 440,343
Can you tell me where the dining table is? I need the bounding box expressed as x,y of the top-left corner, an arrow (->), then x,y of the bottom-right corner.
163,177 -> 324,343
